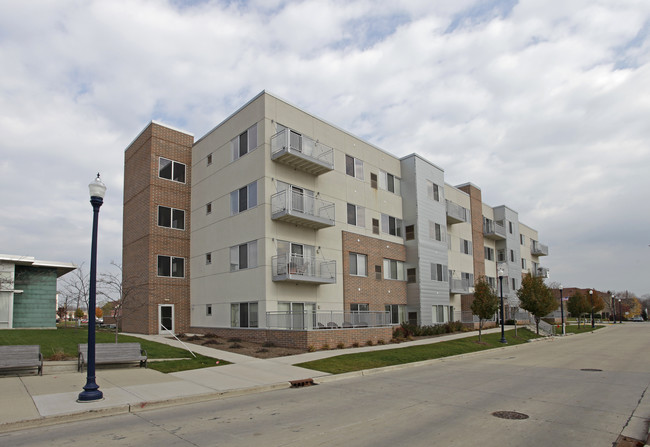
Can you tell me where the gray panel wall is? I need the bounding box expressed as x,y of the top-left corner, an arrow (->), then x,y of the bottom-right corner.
494,205 -> 521,304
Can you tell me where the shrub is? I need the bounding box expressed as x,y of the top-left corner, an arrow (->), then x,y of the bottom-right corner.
321,344 -> 330,350
229,343 -> 243,349
187,335 -> 202,341
377,339 -> 386,345
202,339 -> 223,346
352,341 -> 360,348
227,337 -> 242,343
204,332 -> 219,339
49,348 -> 67,361
337,342 -> 345,349
366,340 -> 374,346
307,345 -> 316,352
393,326 -> 407,339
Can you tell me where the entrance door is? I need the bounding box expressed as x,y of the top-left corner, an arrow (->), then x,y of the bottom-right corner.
159,304 -> 174,334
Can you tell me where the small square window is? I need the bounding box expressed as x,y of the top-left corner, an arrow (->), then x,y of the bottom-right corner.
405,225 -> 415,241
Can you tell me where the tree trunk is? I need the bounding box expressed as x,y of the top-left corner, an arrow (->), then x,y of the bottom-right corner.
535,317 -> 540,335
478,320 -> 483,342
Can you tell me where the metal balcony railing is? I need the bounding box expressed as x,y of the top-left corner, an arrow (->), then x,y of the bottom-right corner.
446,200 -> 469,224
531,241 -> 549,256
535,266 -> 550,278
271,189 -> 335,229
271,254 -> 336,284
271,128 -> 334,175
483,221 -> 506,240
266,310 -> 391,330
449,278 -> 472,294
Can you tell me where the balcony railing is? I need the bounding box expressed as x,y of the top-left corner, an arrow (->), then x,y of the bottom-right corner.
449,278 -> 472,294
483,221 -> 506,240
531,241 -> 549,256
271,128 -> 334,175
535,266 -> 550,278
271,189 -> 335,229
266,310 -> 391,330
272,254 -> 336,284
446,200 -> 469,224
454,311 -> 497,324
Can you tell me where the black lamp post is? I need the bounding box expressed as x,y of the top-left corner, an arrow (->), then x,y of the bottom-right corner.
498,266 -> 507,344
78,174 -> 106,402
560,284 -> 566,335
611,294 -> 616,324
589,289 -> 595,329
618,298 -> 622,323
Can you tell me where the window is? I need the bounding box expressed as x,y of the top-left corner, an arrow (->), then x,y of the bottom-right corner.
379,170 -> 401,194
405,225 -> 415,241
158,206 -> 185,230
407,268 -> 416,283
345,155 -> 364,180
231,302 -> 258,328
520,234 -> 525,245
230,181 -> 258,215
431,263 -> 448,282
521,258 -> 526,269
231,123 -> 258,161
427,180 -> 440,201
347,203 -> 365,227
375,265 -> 382,280
511,278 -> 516,291
461,272 -> 474,287
206,253 -> 212,265
487,276 -> 496,290
433,305 -> 448,324
429,221 -> 444,242
381,214 -> 402,237
484,247 -> 494,261
460,239 -> 473,255
383,259 -> 405,280
509,221 -> 513,234
370,173 -> 378,189
159,158 -> 186,183
206,202 -> 212,215
350,303 -> 369,312
207,153 -> 212,166
157,256 -> 184,278
372,218 -> 379,234
349,253 -> 367,276
206,305 -> 212,316
497,249 -> 506,262
230,240 -> 258,271
385,304 -> 406,324
510,249 -> 515,262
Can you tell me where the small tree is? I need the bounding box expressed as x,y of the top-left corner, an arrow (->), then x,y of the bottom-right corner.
95,307 -> 103,319
56,306 -> 67,325
75,308 -> 85,319
567,292 -> 590,328
588,291 -> 605,323
517,273 -> 556,334
471,276 -> 499,342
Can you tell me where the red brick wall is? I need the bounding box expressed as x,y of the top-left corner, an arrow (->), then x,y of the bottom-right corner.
341,231 -> 407,312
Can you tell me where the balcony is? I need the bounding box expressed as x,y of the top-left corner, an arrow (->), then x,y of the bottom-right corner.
266,311 -> 391,330
446,200 -> 469,224
483,221 -> 506,240
271,128 -> 334,175
272,254 -> 336,285
531,242 -> 549,256
449,278 -> 472,294
271,189 -> 335,230
535,266 -> 550,278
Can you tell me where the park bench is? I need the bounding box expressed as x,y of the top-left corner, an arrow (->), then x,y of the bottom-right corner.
78,343 -> 147,372
0,345 -> 43,375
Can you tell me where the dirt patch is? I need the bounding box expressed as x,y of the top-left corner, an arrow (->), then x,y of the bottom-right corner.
173,334 -> 307,359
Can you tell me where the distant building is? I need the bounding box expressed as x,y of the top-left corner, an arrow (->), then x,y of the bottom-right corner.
121,91 -> 549,346
0,254 -> 76,329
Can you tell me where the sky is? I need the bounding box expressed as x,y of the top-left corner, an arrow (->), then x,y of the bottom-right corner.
0,0 -> 648,297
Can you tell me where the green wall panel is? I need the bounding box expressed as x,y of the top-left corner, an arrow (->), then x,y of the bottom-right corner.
13,266 -> 57,328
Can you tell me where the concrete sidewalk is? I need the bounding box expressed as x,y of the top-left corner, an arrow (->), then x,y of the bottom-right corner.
0,326 -> 543,434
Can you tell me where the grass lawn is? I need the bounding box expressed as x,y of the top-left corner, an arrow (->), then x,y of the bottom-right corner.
0,327 -> 228,373
296,328 -> 540,374
561,324 -> 605,335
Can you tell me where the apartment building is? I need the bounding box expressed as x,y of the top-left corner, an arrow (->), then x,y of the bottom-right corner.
122,91 -> 548,345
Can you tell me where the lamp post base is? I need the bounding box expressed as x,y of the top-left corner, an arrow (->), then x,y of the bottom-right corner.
78,381 -> 103,402
500,338 -> 508,344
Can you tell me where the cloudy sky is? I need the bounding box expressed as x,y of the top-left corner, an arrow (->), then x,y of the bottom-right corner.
1,0 -> 648,296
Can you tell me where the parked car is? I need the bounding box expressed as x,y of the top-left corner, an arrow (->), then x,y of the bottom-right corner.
631,316 -> 644,322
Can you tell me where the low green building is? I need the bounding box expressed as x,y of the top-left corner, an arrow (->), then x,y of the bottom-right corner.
0,254 -> 76,329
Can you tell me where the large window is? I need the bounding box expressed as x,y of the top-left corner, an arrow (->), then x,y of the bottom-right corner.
383,259 -> 405,281
347,203 -> 365,227
405,225 -> 415,241
345,155 -> 364,180
433,305 -> 449,324
351,303 -> 369,312
427,180 -> 440,201
231,302 -> 258,328
159,158 -> 186,183
230,181 -> 258,215
157,255 -> 184,278
485,246 -> 494,261
231,123 -> 258,161
349,253 -> 367,276
158,206 -> 185,230
381,214 -> 402,237
460,239 -> 473,255
429,221 -> 444,242
230,240 -> 258,271
407,268 -> 416,283
379,170 -> 401,194
385,304 -> 406,324
431,263 -> 448,282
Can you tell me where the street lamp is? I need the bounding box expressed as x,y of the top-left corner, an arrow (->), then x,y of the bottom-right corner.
560,284 -> 566,335
78,174 -> 106,402
611,294 -> 616,324
498,266 -> 507,344
618,298 -> 622,324
589,290 -> 595,329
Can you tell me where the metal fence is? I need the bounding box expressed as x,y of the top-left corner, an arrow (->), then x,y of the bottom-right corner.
266,311 -> 392,330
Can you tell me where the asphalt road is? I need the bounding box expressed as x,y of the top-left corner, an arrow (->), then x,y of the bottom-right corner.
2,323 -> 649,447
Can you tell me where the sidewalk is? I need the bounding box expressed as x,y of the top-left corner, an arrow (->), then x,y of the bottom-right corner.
0,327 -> 544,433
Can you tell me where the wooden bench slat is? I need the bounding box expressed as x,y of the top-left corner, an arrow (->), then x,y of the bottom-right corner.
78,343 -> 147,372
0,345 -> 43,375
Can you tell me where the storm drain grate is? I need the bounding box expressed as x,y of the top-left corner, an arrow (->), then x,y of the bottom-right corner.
492,411 -> 529,420
290,378 -> 315,388
580,368 -> 603,372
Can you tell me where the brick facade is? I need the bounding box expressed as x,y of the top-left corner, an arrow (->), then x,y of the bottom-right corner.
122,122 -> 193,334
341,231 -> 407,312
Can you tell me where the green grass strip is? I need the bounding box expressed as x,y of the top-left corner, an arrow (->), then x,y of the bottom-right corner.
296,329 -> 540,374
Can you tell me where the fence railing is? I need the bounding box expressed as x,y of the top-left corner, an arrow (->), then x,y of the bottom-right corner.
266,311 -> 392,330
271,254 -> 336,281
271,189 -> 335,222
270,128 -> 334,168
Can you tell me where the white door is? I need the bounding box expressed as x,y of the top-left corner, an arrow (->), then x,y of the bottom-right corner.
0,291 -> 13,329
159,304 -> 174,334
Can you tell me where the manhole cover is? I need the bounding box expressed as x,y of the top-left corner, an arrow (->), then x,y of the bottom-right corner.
492,411 -> 529,420
580,368 -> 603,372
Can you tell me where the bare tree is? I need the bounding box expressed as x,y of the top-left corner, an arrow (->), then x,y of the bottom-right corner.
98,261 -> 148,342
60,263 -> 89,319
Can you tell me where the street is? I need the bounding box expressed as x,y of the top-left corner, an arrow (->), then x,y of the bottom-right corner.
2,323 -> 649,446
